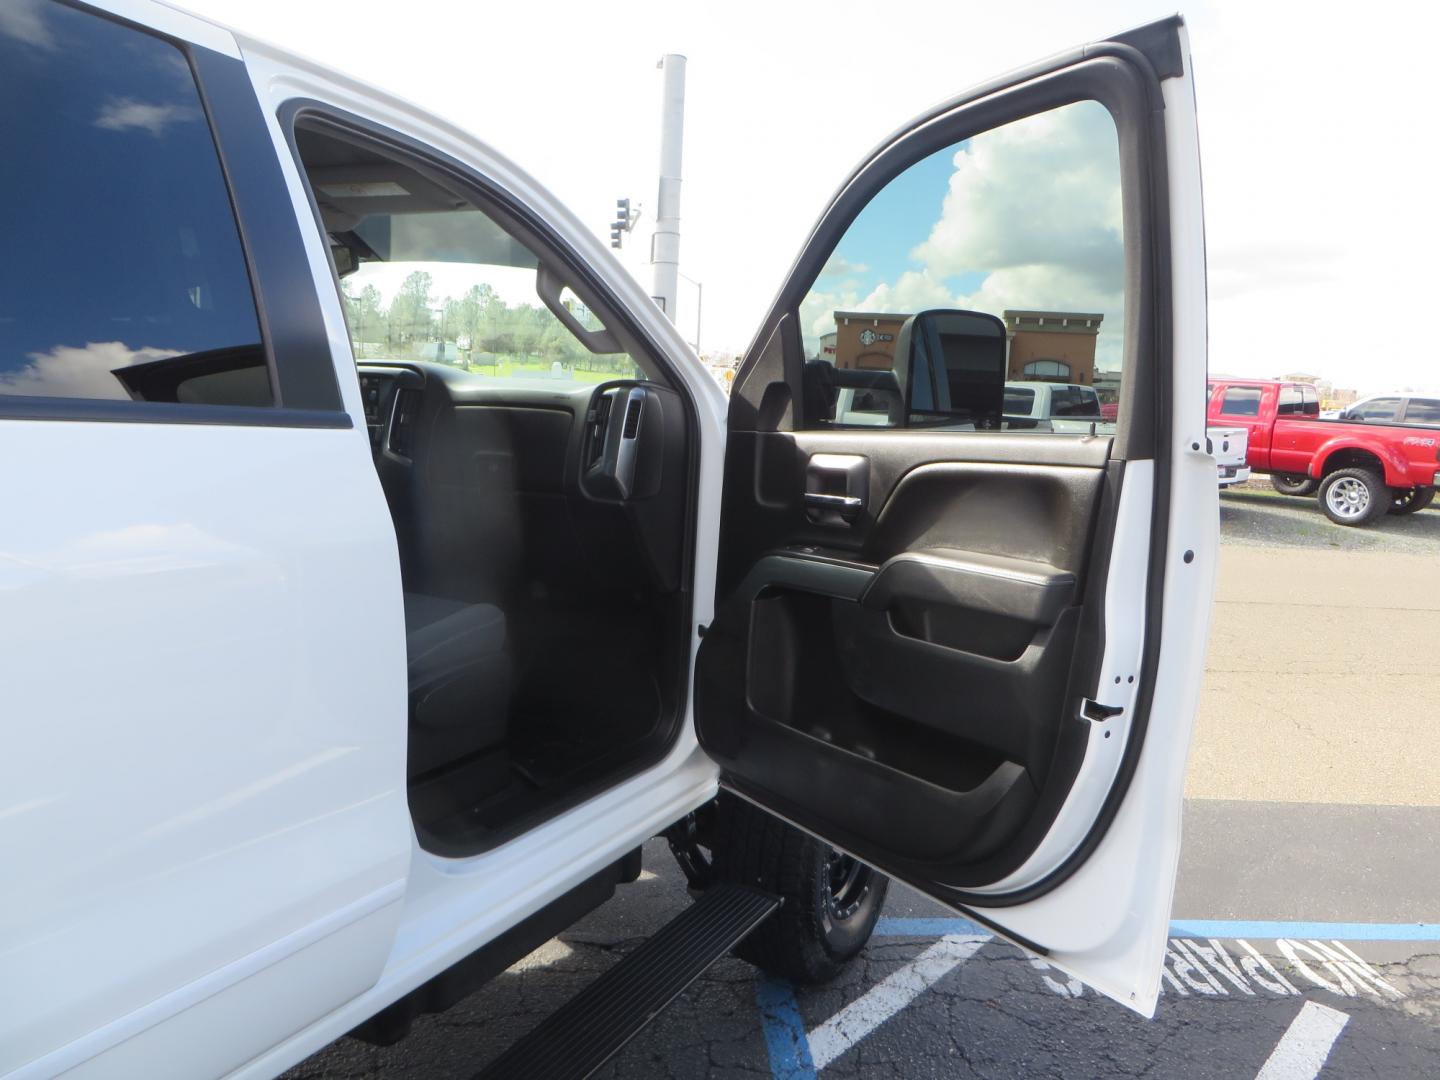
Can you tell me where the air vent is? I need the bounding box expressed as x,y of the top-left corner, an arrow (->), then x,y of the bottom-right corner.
622,393 -> 644,439
388,389 -> 420,457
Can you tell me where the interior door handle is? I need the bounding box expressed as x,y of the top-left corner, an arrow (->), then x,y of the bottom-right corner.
803,492 -> 864,514
804,453 -> 869,525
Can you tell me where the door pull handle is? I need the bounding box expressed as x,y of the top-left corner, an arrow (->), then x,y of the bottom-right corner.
802,492 -> 863,513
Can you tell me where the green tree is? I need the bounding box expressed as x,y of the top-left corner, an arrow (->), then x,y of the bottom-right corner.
342,283 -> 386,347
509,304 -> 548,361
388,271 -> 436,352
444,283 -> 498,351
538,320 -> 573,363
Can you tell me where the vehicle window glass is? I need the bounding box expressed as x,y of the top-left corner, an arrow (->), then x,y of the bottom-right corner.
0,1 -> 271,407
304,135 -> 643,385
1055,386 -> 1101,418
1404,398 -> 1440,424
1300,385 -> 1320,415
1277,386 -> 1304,416
1003,387 -> 1035,414
795,99 -> 1123,431
1219,386 -> 1262,417
1352,397 -> 1401,421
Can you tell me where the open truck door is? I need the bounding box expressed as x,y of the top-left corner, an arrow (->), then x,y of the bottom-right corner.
695,16 -> 1215,1015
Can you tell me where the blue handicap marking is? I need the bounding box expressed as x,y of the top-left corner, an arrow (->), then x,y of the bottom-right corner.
755,975 -> 816,1080
755,918 -> 1440,1077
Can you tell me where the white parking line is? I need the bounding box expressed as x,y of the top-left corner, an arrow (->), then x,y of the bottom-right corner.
806,934 -> 988,1071
1254,1001 -> 1350,1080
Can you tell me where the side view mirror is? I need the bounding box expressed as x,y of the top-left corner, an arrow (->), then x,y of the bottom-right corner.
897,309 -> 1007,429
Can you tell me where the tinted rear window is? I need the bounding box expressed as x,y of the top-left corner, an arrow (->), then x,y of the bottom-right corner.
1405,398 -> 1440,424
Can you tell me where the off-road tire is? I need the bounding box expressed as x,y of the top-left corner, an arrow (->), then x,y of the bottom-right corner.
1389,487 -> 1436,515
710,793 -> 888,985
1271,473 -> 1319,497
1318,467 -> 1389,526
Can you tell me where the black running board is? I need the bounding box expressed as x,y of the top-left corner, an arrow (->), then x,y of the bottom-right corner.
475,882 -> 780,1079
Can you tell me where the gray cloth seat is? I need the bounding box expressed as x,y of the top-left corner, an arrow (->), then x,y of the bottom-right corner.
404,593 -> 511,779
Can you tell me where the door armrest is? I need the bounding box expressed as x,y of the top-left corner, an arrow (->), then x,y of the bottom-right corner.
860,548 -> 1076,625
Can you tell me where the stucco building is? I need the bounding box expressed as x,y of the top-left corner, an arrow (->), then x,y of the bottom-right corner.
823,308 -> 1107,386
1003,310 -> 1103,385
828,311 -> 908,371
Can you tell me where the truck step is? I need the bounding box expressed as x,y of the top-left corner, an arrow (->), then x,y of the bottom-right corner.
474,881 -> 780,1080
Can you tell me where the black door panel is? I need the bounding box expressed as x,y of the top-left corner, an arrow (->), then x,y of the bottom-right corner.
697,430 -> 1113,887
723,429 -> 1109,593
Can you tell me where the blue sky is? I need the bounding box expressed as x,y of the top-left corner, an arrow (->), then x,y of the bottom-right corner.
798,101 -> 1127,368
813,144 -> 993,309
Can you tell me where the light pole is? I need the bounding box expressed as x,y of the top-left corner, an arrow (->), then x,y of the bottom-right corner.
676,270 -> 702,353
650,54 -> 686,321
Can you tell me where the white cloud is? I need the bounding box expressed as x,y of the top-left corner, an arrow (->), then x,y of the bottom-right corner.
2,342 -> 181,400
0,0 -> 55,49
799,284 -> 862,346
859,270 -> 955,314
94,97 -> 197,137
818,253 -> 869,278
954,265 -> 1124,369
913,101 -> 1123,291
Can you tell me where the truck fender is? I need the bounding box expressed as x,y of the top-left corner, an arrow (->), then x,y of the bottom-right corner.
1310,435 -> 1408,487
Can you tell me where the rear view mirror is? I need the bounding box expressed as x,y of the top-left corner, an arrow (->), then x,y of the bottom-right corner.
898,309 -> 1007,429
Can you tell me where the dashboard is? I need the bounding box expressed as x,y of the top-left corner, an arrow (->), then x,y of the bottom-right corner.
355,362 -> 689,596
358,367 -> 424,456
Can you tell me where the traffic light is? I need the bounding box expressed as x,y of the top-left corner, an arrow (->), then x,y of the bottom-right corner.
610,198 -> 639,249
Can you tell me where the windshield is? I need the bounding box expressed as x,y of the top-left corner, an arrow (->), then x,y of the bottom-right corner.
302,125 -> 644,385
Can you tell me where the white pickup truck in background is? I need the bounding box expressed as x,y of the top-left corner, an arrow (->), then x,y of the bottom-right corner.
1003,381 -> 1107,433
1210,424 -> 1251,488
1004,381 -> 1249,487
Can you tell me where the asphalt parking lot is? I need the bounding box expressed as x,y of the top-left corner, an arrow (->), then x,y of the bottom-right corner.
285,484 -> 1440,1079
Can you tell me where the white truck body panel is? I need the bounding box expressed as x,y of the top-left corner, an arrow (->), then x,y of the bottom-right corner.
0,1 -> 1212,1071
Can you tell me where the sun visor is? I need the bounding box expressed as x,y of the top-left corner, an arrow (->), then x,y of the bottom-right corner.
352,209 -> 539,269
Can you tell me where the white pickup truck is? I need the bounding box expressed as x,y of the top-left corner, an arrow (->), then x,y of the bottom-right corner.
0,5 -> 1218,1078
1210,424 -> 1251,487
1003,383 -> 1249,487
1003,380 -> 1110,433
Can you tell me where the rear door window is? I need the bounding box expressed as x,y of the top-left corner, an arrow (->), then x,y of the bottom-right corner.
0,1 -> 271,407
1403,398 -> 1440,424
1277,386 -> 1304,416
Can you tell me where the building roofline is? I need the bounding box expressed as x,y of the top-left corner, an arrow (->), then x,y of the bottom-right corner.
1003,309 -> 1105,319
831,310 -> 912,321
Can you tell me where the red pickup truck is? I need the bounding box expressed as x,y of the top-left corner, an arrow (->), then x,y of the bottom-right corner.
1207,378 -> 1440,526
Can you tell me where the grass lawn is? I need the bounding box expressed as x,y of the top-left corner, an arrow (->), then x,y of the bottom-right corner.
465,360 -> 624,384
361,352 -> 635,384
